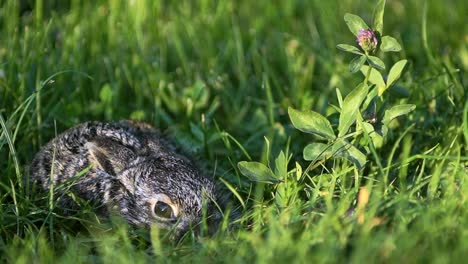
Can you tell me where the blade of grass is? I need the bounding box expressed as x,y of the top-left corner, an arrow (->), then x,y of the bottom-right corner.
0,114 -> 21,187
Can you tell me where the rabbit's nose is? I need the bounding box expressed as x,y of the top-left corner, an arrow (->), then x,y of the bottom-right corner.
167,218 -> 191,241
168,215 -> 210,241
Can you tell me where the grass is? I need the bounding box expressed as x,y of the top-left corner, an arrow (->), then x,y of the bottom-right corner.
0,0 -> 467,263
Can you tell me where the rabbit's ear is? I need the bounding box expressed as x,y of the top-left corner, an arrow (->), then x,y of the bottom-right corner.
85,140 -> 135,175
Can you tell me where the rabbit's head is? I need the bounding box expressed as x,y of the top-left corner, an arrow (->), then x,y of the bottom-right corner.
86,140 -> 222,238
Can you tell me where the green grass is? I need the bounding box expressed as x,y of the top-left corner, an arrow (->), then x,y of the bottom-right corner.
0,0 -> 467,263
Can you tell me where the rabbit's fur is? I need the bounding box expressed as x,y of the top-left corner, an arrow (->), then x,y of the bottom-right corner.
30,121 -> 221,237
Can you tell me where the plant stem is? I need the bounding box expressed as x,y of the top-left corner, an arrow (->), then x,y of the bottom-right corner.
364,54 -> 373,86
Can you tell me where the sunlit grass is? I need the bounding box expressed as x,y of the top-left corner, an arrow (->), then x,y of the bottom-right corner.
0,0 -> 467,263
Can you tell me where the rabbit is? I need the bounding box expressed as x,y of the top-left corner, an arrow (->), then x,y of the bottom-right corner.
29,120 -> 223,238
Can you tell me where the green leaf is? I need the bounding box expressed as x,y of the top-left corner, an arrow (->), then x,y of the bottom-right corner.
336,44 -> 363,55
275,183 -> 288,208
372,0 -> 386,34
295,162 -> 302,181
263,136 -> 271,168
338,82 -> 369,137
336,88 -> 343,109
382,104 -> 416,125
344,13 -> 370,36
380,36 -> 401,52
362,86 -> 378,112
387,59 -> 407,88
341,144 -> 367,169
367,56 -> 386,70
238,161 -> 279,184
303,143 -> 332,161
360,65 -> 386,91
378,124 -> 389,138
361,122 -> 383,148
274,151 -> 288,179
349,55 -> 367,73
288,107 -> 336,139
332,140 -> 367,169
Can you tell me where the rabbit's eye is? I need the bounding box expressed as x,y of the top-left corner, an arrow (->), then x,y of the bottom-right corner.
150,194 -> 179,220
154,201 -> 174,219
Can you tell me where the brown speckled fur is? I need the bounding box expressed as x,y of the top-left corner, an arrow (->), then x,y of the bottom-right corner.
30,121 -> 222,237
